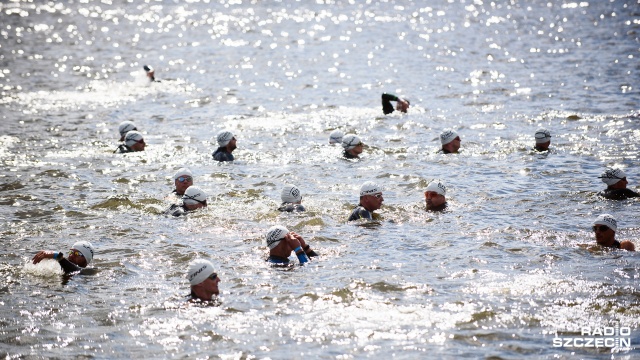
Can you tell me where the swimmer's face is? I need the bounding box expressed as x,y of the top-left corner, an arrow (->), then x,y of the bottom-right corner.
450,137 -> 461,152
396,101 -> 409,113
536,141 -> 550,151
68,249 -> 87,268
593,225 -> 615,246
611,177 -> 628,189
204,273 -> 220,297
361,192 -> 383,211
174,176 -> 193,196
130,139 -> 145,151
228,137 -> 237,151
425,191 -> 446,209
349,142 -> 364,156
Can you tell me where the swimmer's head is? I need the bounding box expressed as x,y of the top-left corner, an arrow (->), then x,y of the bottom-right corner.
71,241 -> 94,265
124,131 -> 145,151
342,134 -> 362,150
187,259 -> 216,286
329,129 -> 344,145
173,168 -> 194,195
599,168 -> 626,186
594,214 -> 617,232
534,128 -> 551,144
440,129 -> 459,145
143,65 -> 155,81
265,225 -> 289,250
216,130 -> 234,147
281,184 -> 302,204
118,121 -> 137,141
182,186 -> 207,208
174,167 -> 193,181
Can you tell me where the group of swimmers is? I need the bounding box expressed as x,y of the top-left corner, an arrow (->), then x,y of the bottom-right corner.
30,68 -> 638,302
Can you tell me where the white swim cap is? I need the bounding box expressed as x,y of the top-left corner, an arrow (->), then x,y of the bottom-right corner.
342,134 -> 362,150
599,168 -> 626,186
535,128 -> 551,144
360,181 -> 382,196
594,214 -> 617,232
265,225 -> 288,250
440,129 -> 459,145
173,167 -> 193,181
329,129 -> 344,144
187,259 -> 216,285
124,131 -> 144,147
182,186 -> 207,205
281,184 -> 302,204
71,241 -> 94,264
216,130 -> 234,147
118,121 -> 137,138
426,180 -> 446,196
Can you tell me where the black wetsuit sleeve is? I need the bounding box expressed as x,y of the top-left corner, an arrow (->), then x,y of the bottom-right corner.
58,258 -> 82,274
381,93 -> 399,115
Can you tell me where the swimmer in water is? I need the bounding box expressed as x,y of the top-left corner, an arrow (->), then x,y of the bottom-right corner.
143,65 -> 157,82
348,181 -> 384,221
439,129 -> 461,154
265,225 -> 318,266
171,168 -> 194,196
534,128 -> 551,152
425,180 -> 447,211
381,93 -> 410,115
592,214 -> 635,251
32,241 -> 95,275
278,184 -> 305,212
212,130 -> 236,162
329,129 -> 344,145
115,131 -> 145,153
187,259 -> 221,302
164,186 -> 208,217
118,121 -> 137,142
598,168 -> 640,200
342,134 -> 364,159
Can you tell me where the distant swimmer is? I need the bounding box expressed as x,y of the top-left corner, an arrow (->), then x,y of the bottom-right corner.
425,179 -> 447,211
172,167 -> 194,196
534,128 -> 551,152
118,120 -> 137,141
348,181 -> 384,221
592,214 -> 635,251
381,93 -> 410,115
164,186 -> 208,217
212,130 -> 236,162
278,184 -> 305,212
32,241 -> 95,275
342,134 -> 364,159
187,259 -> 221,302
598,168 -> 640,200
115,130 -> 145,153
143,65 -> 158,82
329,129 -> 344,145
265,225 -> 318,266
439,129 -> 461,154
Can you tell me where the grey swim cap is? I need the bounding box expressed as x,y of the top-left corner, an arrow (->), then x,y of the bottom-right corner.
329,129 -> 344,144
342,134 -> 362,150
124,131 -> 144,147
118,121 -> 137,138
360,181 -> 382,196
216,130 -> 234,147
535,128 -> 551,144
173,167 -> 193,181
187,259 -> 216,285
182,186 -> 207,205
71,241 -> 94,264
440,129 -> 459,145
599,168 -> 626,186
425,180 -> 446,196
281,184 -> 302,204
265,225 -> 288,250
594,214 -> 617,232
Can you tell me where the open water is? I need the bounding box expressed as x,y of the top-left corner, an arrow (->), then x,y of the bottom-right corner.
1,0 -> 639,358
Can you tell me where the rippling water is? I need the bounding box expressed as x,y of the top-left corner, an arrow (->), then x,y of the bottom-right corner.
1,0 -> 639,358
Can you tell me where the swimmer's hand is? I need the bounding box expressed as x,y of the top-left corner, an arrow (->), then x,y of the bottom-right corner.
32,251 -> 56,264
620,240 -> 635,251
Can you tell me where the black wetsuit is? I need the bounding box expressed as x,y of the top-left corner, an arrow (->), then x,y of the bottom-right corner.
343,151 -> 358,159
382,93 -> 403,115
213,147 -> 234,162
599,188 -> 640,200
115,144 -> 133,153
348,205 -> 373,221
437,149 -> 453,154
57,257 -> 83,275
163,203 -> 189,217
278,203 -> 305,212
